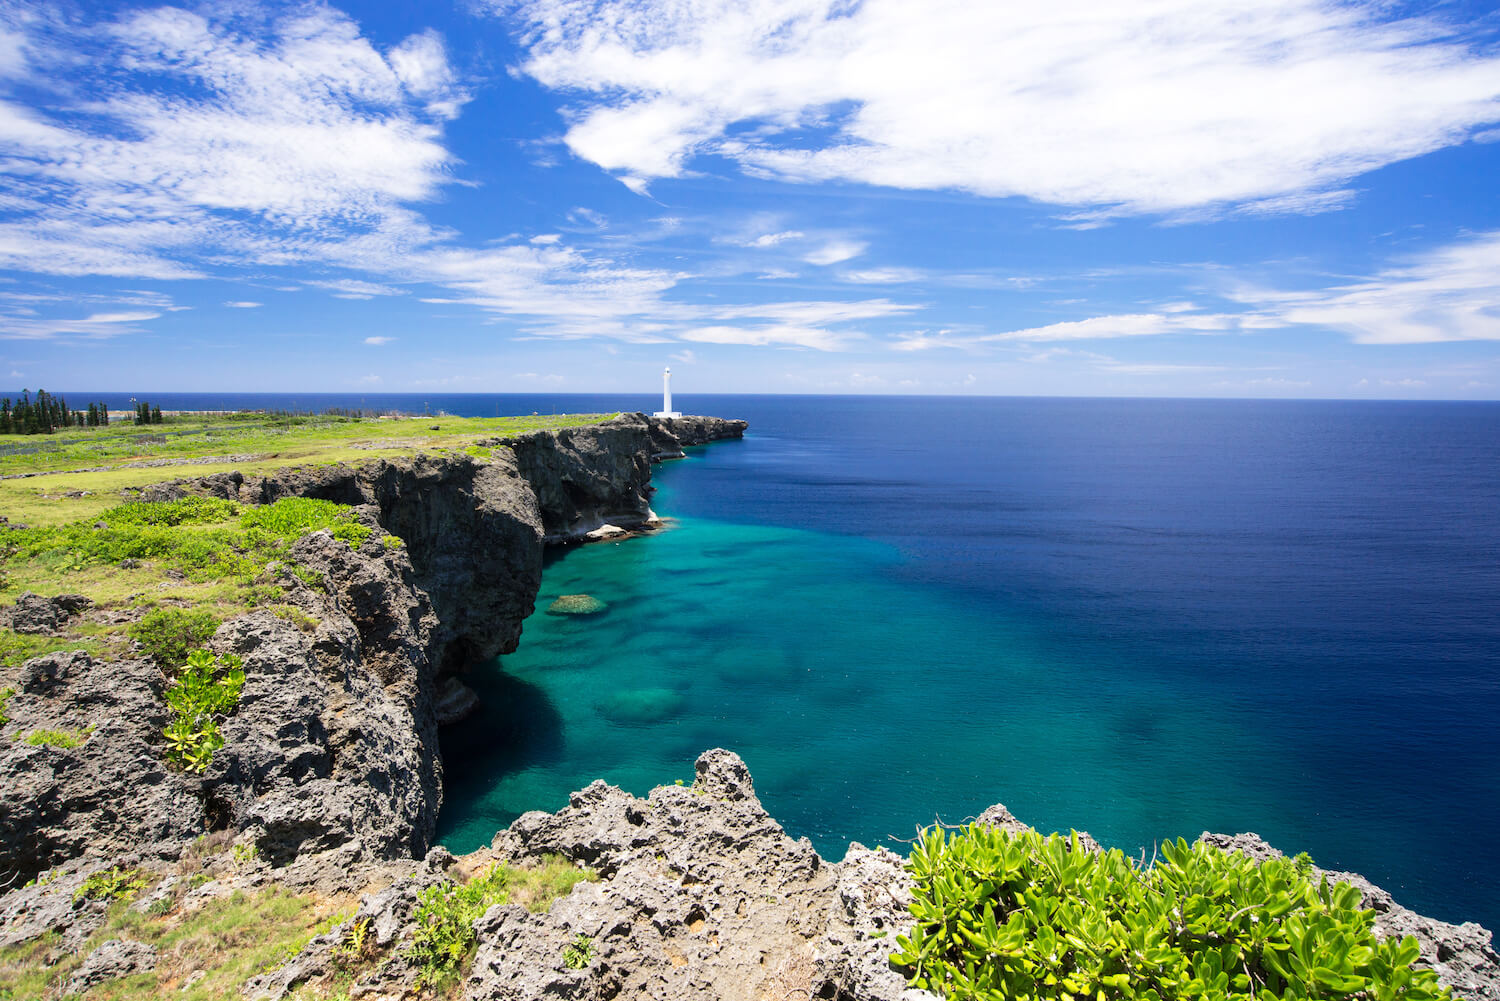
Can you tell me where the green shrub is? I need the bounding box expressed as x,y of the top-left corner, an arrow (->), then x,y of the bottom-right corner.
891,826 -> 1448,1001
0,686 -> 13,726
162,648 -> 245,772
6,495 -> 367,592
130,607 -> 219,669
21,726 -> 92,748
74,866 -> 148,903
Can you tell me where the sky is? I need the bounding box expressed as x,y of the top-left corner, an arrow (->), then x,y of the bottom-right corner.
2,1 -> 1500,398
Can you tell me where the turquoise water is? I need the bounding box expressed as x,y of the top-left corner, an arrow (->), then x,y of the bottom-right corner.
435,396 -> 1500,934
441,462 -> 1304,861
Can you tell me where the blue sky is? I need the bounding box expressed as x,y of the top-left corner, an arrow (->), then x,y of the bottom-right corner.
2,0 -> 1500,398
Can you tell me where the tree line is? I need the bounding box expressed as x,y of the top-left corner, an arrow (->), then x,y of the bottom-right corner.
0,390 -> 163,434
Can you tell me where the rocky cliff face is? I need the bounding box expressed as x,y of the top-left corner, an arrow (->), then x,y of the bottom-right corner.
0,413 -> 745,897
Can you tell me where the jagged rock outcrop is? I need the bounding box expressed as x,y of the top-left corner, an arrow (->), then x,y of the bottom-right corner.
0,592 -> 93,634
248,749 -> 931,1001
0,650 -> 201,884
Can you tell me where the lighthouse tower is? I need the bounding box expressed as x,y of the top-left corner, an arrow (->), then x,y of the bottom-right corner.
653,366 -> 681,418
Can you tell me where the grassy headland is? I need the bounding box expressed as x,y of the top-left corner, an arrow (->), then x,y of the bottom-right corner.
0,410 -> 612,672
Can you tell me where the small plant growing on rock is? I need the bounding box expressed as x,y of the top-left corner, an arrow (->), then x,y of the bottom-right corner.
408,865 -> 511,990
271,604 -> 319,632
231,841 -> 261,869
0,686 -> 13,726
562,933 -> 595,970
74,866 -> 148,903
162,648 -> 245,772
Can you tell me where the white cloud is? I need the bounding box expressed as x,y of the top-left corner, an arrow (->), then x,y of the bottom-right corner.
680,324 -> 857,351
503,0 -> 1500,215
0,308 -> 159,340
670,348 -> 697,363
363,336 -> 395,345
306,278 -> 407,299
979,312 -> 1243,343
0,6 -> 462,281
0,6 -> 926,353
224,300 -> 261,308
1241,230 -> 1500,344
746,230 -> 803,248
357,373 -> 382,384
804,240 -> 866,266
841,267 -> 922,284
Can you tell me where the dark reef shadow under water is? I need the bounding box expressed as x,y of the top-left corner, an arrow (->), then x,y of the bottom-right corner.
437,669 -> 565,827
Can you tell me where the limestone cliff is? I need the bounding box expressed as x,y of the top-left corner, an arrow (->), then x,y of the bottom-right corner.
0,413 -> 745,897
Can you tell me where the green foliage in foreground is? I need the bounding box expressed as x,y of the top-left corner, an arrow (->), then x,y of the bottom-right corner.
408,856 -> 597,991
129,606 -> 220,668
0,686 -> 13,726
892,826 -> 1448,1001
163,648 -> 245,772
5,495 -> 371,589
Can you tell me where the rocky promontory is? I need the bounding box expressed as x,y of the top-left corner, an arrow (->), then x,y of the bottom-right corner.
0,413 -> 742,899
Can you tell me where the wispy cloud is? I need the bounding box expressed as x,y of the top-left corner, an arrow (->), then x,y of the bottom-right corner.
224,300 -> 261,308
363,336 -> 396,345
804,240 -> 867,267
306,278 -> 408,299
0,5 -> 464,280
502,0 -> 1500,216
1240,230 -> 1500,344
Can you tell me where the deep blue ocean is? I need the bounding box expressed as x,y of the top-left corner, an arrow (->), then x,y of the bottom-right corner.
68,393 -> 1500,932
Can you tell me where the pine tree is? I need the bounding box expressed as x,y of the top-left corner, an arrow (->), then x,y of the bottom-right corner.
151,404 -> 163,424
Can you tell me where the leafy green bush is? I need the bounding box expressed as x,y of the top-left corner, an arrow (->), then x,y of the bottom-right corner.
130,607 -> 220,668
0,686 -> 13,726
162,648 -> 245,772
21,726 -> 92,748
408,865 -> 510,990
891,826 -> 1448,1001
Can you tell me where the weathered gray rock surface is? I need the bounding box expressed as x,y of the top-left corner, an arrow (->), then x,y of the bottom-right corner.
65,937 -> 158,995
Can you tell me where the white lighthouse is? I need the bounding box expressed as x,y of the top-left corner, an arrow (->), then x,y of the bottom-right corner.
653,366 -> 681,418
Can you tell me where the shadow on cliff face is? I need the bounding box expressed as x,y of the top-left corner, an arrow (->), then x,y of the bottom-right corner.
434,665 -> 564,839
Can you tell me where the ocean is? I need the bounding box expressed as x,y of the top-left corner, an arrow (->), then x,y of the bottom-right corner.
64,392 -> 1500,932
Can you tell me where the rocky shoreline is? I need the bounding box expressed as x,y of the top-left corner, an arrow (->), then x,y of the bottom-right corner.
1,410 -> 1496,1000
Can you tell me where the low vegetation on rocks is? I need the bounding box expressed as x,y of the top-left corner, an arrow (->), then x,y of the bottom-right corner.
893,825 -> 1450,1001
407,856 -> 597,994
